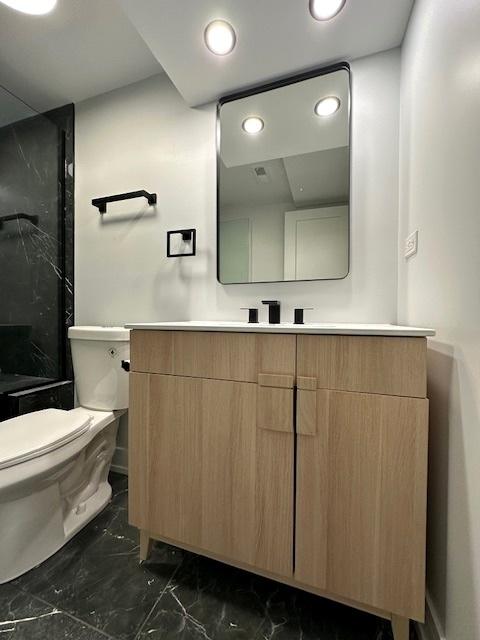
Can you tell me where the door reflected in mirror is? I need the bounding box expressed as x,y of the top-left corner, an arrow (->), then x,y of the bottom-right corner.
217,65 -> 350,284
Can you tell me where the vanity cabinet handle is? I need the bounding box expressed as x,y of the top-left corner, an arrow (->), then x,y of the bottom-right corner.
296,379 -> 325,437
257,373 -> 294,433
297,376 -> 317,391
258,373 -> 294,389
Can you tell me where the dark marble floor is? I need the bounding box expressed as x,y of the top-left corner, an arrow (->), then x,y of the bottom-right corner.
1,473 -> 416,639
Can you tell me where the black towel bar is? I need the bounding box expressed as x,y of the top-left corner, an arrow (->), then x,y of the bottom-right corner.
0,213 -> 39,229
92,190 -> 157,214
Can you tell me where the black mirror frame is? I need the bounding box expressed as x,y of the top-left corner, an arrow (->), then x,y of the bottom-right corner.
216,61 -> 351,285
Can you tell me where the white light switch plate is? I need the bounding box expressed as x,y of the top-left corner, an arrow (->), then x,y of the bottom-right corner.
405,230 -> 418,259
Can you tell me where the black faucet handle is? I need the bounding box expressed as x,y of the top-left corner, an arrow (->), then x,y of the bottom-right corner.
241,307 -> 259,324
294,307 -> 313,325
262,300 -> 281,324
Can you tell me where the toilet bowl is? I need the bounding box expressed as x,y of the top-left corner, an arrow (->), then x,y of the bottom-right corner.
0,326 -> 130,584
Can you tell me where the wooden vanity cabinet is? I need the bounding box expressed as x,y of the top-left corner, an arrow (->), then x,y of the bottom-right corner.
294,336 -> 429,623
295,388 -> 428,620
128,331 -> 296,577
129,330 -> 429,640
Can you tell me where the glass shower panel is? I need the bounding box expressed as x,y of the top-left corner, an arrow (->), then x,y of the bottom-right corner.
0,86 -> 63,395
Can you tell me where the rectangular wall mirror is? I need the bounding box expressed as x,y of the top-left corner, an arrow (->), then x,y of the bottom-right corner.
217,64 -> 350,284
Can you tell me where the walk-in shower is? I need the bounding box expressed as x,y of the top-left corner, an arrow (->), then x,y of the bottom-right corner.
0,85 -> 74,419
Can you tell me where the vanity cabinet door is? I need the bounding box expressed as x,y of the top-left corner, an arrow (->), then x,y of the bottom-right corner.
129,372 -> 294,578
294,388 -> 428,621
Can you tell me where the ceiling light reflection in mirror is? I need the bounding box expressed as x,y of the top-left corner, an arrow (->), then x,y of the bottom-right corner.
314,96 -> 341,116
242,117 -> 264,135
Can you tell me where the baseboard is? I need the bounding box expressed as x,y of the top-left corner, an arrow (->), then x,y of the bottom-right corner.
111,444 -> 128,476
415,594 -> 444,640
110,463 -> 128,475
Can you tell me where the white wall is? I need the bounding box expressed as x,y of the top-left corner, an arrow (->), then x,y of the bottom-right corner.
398,2 -> 480,639
75,48 -> 400,327
75,48 -> 401,474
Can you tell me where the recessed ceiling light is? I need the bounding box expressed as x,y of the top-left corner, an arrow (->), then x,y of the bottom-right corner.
242,117 -> 264,135
204,20 -> 236,56
0,0 -> 57,14
314,96 -> 341,116
309,0 -> 346,21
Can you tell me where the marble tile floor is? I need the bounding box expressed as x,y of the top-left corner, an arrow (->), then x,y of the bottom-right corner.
1,473 -> 417,639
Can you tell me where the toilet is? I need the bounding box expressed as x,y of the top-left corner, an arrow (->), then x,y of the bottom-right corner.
0,326 -> 130,584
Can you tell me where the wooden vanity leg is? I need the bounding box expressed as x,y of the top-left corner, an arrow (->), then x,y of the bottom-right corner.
139,530 -> 153,563
391,615 -> 410,640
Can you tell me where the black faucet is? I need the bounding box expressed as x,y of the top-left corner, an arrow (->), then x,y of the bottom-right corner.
262,300 -> 281,324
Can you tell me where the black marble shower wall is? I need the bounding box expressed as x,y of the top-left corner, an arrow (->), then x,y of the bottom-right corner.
0,99 -> 74,419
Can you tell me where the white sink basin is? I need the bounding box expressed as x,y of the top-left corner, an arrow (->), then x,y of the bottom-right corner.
124,321 -> 435,337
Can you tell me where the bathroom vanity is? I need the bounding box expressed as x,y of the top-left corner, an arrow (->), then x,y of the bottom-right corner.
126,322 -> 434,640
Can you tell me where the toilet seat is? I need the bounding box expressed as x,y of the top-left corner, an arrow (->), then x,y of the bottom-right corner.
0,409 -> 93,470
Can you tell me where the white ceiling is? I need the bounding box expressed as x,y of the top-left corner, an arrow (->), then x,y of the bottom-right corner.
0,0 -> 414,113
0,0 -> 162,112
120,0 -> 415,106
0,86 -> 36,127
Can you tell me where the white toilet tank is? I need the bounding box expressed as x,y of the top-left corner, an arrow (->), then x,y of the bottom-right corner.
68,326 -> 130,410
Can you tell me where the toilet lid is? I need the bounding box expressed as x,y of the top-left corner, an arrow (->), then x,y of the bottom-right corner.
0,409 -> 92,470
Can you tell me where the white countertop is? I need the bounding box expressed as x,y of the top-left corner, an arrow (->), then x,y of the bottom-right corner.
125,321 -> 435,337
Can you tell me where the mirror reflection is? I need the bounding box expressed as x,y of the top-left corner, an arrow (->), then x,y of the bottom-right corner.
218,66 -> 350,284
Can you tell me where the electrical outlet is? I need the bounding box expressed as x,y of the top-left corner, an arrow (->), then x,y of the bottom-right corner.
405,230 -> 418,259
